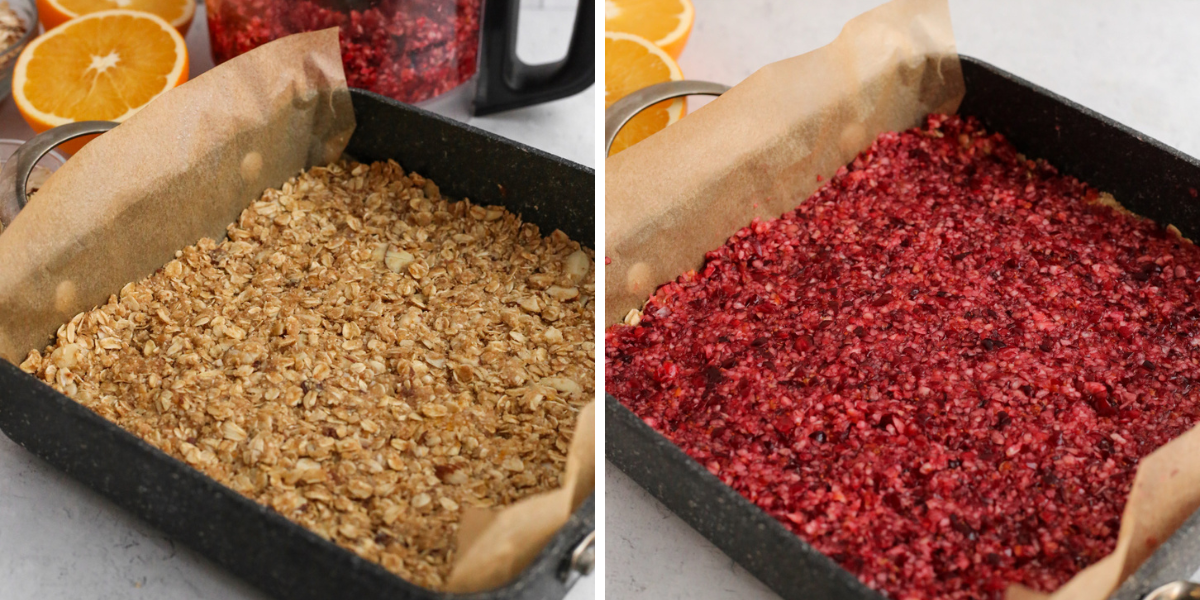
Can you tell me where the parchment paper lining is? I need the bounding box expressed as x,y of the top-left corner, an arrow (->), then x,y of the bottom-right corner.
0,29 -> 593,595
605,0 -> 1200,597
0,29 -> 355,363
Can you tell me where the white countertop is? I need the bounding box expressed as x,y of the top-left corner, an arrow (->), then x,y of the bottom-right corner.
606,1 -> 1200,598
0,1 -> 596,598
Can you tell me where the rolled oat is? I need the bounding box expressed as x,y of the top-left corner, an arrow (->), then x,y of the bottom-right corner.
23,160 -> 595,589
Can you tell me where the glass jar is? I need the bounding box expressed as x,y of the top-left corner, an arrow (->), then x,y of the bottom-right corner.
206,0 -> 594,119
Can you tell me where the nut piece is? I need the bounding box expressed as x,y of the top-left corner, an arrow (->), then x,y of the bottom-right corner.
518,296 -> 541,313
371,243 -> 388,262
563,250 -> 591,284
348,480 -> 374,499
527,273 -> 555,290
624,309 -> 643,327
50,343 -> 82,369
421,403 -> 450,418
385,249 -> 415,273
547,286 -> 580,302
541,376 -> 583,397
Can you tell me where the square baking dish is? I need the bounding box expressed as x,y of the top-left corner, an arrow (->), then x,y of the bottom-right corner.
605,55 -> 1200,600
0,88 -> 595,600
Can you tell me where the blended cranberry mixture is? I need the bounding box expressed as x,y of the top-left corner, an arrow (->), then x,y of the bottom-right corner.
208,0 -> 481,104
606,115 -> 1200,599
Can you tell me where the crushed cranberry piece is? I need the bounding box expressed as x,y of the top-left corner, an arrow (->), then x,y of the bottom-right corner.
207,0 -> 481,104
606,115 -> 1200,600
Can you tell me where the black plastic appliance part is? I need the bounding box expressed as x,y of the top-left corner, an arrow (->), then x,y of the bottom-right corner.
606,55 -> 1200,600
0,88 -> 595,600
474,0 -> 595,116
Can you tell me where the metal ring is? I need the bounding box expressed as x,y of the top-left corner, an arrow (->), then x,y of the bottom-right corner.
0,121 -> 118,229
559,529 -> 596,588
1144,581 -> 1200,600
604,80 -> 730,157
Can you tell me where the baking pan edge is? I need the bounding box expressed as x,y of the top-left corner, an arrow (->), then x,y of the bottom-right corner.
606,55 -> 1200,600
0,91 -> 597,600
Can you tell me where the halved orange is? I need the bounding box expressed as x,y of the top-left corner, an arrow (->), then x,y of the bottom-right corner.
605,31 -> 685,156
14,9 -> 189,154
605,0 -> 694,59
37,0 -> 196,35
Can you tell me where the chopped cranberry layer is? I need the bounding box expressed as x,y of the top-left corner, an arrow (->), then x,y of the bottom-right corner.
208,0 -> 481,104
606,115 -> 1200,600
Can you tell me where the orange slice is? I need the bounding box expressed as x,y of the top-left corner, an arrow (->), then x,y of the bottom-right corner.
37,0 -> 196,35
605,0 -> 694,59
605,31 -> 685,156
14,9 -> 189,154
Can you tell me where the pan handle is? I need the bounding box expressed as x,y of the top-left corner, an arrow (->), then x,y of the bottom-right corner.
558,529 -> 596,589
604,80 -> 730,157
1143,581 -> 1200,600
0,121 -> 118,230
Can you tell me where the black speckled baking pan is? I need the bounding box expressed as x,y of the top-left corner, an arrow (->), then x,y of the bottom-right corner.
605,55 -> 1200,600
0,88 -> 595,600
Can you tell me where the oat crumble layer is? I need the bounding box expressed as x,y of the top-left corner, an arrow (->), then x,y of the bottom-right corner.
606,115 -> 1200,599
21,160 -> 595,589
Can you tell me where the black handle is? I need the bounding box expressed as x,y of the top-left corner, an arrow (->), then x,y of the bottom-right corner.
474,0 -> 595,116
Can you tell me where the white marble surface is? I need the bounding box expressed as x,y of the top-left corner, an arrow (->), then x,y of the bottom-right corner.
0,1 -> 596,599
606,1 -> 1200,598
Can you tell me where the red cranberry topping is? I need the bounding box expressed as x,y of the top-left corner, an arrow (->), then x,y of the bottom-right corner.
207,0 -> 482,105
606,115 -> 1200,600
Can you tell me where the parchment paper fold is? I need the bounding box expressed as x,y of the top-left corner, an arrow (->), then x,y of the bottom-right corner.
605,0 -> 964,326
0,29 -> 355,362
447,401 -> 596,592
